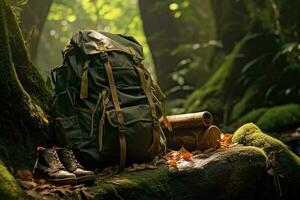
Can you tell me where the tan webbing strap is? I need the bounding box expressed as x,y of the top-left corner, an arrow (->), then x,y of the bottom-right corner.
135,66 -> 159,155
138,64 -> 172,132
135,67 -> 156,118
80,60 -> 90,99
101,53 -> 126,170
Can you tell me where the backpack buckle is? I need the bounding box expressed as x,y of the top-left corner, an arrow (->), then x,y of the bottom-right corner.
118,124 -> 126,132
100,52 -> 108,61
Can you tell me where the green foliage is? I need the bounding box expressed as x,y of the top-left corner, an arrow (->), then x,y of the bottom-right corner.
167,0 -> 218,89
36,0 -> 153,78
232,123 -> 300,183
184,34 -> 257,121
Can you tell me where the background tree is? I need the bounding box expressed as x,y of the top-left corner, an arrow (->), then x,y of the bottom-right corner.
0,0 -> 50,170
19,0 -> 53,61
139,0 -> 218,112
185,0 -> 300,132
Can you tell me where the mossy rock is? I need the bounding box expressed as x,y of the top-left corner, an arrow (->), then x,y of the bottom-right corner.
0,160 -> 25,200
232,123 -> 300,185
230,104 -> 300,133
256,104 -> 300,132
89,146 -> 279,200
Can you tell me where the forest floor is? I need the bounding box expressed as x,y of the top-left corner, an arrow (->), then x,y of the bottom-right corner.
14,123 -> 300,200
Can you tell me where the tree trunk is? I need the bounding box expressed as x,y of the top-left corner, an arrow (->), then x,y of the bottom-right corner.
0,0 -> 51,170
20,0 -> 52,61
210,0 -> 249,52
138,0 -> 182,95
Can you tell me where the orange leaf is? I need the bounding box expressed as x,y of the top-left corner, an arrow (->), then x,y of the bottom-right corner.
178,147 -> 193,161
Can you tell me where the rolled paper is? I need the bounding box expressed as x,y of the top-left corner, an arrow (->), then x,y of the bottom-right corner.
165,125 -> 221,151
160,111 -> 213,130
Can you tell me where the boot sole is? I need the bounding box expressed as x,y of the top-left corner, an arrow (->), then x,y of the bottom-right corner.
47,177 -> 77,185
77,175 -> 96,184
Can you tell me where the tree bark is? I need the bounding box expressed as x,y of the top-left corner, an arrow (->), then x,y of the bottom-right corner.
210,0 -> 249,52
20,0 -> 52,61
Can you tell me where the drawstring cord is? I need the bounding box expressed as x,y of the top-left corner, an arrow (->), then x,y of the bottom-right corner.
98,94 -> 109,152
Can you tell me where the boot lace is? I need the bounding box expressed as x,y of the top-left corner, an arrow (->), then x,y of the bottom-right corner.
49,149 -> 65,169
65,149 -> 83,168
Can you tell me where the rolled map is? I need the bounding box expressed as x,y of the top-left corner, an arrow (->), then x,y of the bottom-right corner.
160,111 -> 213,130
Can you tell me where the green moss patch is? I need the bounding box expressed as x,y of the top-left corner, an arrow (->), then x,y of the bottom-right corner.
0,160 -> 25,200
232,123 -> 300,184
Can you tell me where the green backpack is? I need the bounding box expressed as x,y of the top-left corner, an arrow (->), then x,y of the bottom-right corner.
51,30 -> 167,170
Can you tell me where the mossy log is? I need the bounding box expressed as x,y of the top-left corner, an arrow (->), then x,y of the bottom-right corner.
89,146 -> 270,200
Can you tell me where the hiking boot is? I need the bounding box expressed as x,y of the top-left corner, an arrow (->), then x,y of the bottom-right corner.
33,147 -> 77,185
57,148 -> 96,184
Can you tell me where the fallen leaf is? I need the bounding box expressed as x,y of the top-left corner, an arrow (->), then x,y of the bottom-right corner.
35,178 -> 47,185
167,159 -> 177,169
18,180 -> 37,190
220,133 -> 233,148
16,169 -> 33,181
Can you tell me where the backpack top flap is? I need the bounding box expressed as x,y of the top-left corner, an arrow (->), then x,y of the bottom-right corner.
70,30 -> 144,60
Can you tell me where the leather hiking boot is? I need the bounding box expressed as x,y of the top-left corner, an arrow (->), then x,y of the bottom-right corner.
57,148 -> 96,184
33,147 -> 77,185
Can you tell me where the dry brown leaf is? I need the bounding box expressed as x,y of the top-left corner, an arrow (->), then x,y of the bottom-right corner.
16,169 -> 33,181
38,189 -> 52,196
35,178 -> 47,185
34,184 -> 52,193
18,180 -> 37,190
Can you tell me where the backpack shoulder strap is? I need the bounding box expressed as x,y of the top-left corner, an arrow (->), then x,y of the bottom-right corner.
99,48 -> 126,171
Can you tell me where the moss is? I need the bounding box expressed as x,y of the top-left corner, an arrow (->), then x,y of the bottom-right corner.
232,123 -> 300,184
4,3 -> 51,108
256,104 -> 300,132
0,160 -> 25,200
89,167 -> 171,199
